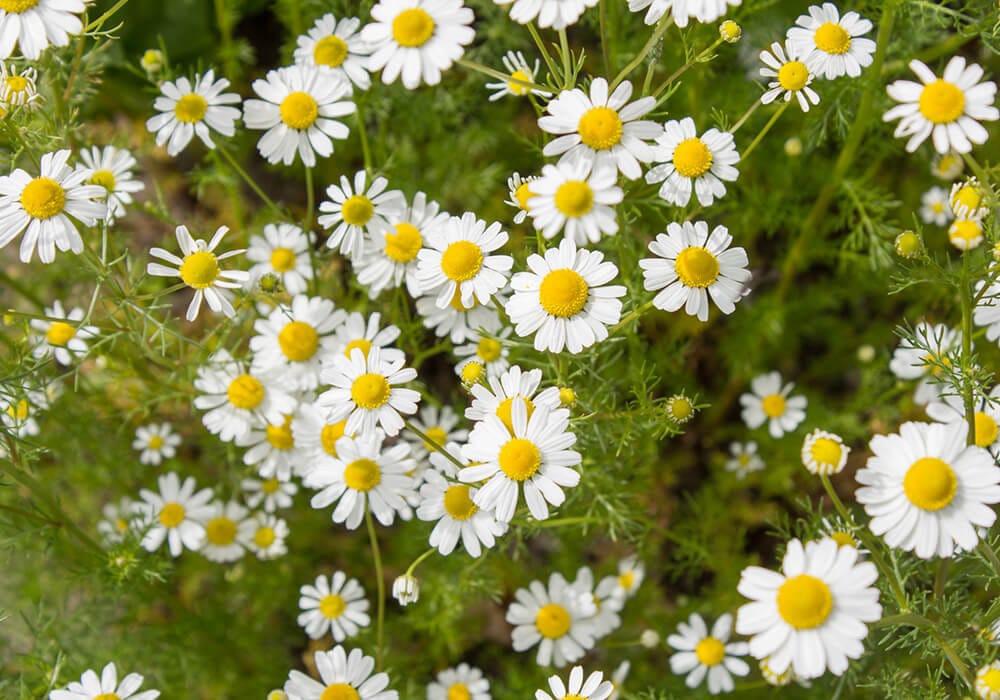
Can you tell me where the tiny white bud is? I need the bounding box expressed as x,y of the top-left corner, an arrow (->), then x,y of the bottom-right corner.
640,629 -> 660,648
392,574 -> 420,606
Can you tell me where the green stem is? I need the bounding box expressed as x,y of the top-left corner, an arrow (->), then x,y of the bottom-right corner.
456,58 -> 552,93
218,148 -> 281,213
527,23 -> 560,85
355,99 -> 373,175
364,504 -> 385,672
0,502 -> 62,528
304,165 -> 319,296
610,15 -> 673,90
608,299 -> 655,336
740,102 -> 789,162
405,547 -> 437,576
84,0 -> 130,32
960,252 -> 976,444
651,38 -> 724,99
599,0 -> 611,76
403,419 -> 465,473
558,29 -> 572,88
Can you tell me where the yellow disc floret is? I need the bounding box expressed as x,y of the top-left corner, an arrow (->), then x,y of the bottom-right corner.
507,70 -> 531,96
314,35 -> 349,67
319,593 -> 347,619
673,137 -> 713,178
278,321 -> 320,362
270,247 -> 296,272
0,0 -> 39,12
321,421 -> 347,456
205,517 -> 237,545
179,250 -> 220,289
20,177 -> 66,219
46,321 -> 76,346
498,437 -> 541,481
344,458 -> 381,491
227,374 -> 265,410
174,93 -> 207,123
515,182 -> 534,211
539,268 -> 589,318
350,373 -> 391,409
321,685 -> 360,700
443,485 -> 478,520
441,240 -> 484,282
88,169 -> 116,192
578,106 -> 623,150
254,526 -> 276,548
814,22 -> 851,54
919,80 -> 965,124
674,247 -> 720,288
761,393 -> 786,418
384,222 -> 423,262
695,636 -> 726,666
809,437 -> 843,469
341,194 -> 375,226
496,397 -> 534,434
554,180 -> 594,218
266,415 -> 295,450
903,457 -> 957,511
477,336 -> 502,362
777,61 -> 809,91
392,8 -> 435,47
776,574 -> 833,629
280,91 -> 319,130
159,502 -> 185,528
975,412 -> 999,447
447,684 -> 471,700
535,603 -> 571,638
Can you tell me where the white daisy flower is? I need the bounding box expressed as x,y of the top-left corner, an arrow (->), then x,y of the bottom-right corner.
76,145 -> 144,224
242,474 -> 298,513
596,555 -> 645,601
785,3 -> 875,80
318,171 -> 406,261
416,288 -> 503,343
668,613 -> 750,694
250,295 -> 344,391
627,0 -> 742,28
739,372 -> 808,439
417,469 -> 507,556
49,661 -> 159,700
931,151 -> 964,180
29,300 -> 97,365
355,191 -> 447,298
237,414 -> 305,481
331,311 -> 404,366
304,430 -> 416,530
135,471 -> 214,557
498,0 -> 597,29
404,403 -> 468,463
298,571 -> 371,641
508,573 -> 598,667
645,118 -> 739,208
192,349 -> 297,443
800,429 -> 849,475
145,70 -> 241,156
283,645 -> 398,700
573,567 -> 622,640
0,385 -> 47,440
454,327 -> 512,380
641,221 -> 751,322
147,224 -> 249,321
465,364 -> 562,430
0,62 -> 39,110
132,422 -> 181,466
243,64 -> 355,167
0,149 -> 107,263
736,537 -> 882,679
246,223 -> 314,295
97,497 -> 135,545
200,500 -> 248,563
294,13 -> 373,90
536,666 -> 613,700
927,385 -> 1000,455
977,662 -> 1000,700
0,0 -> 86,61
725,440 -> 764,479
919,185 -> 953,226
759,42 -> 820,112
949,178 -> 989,220
527,156 -> 623,244
427,663 -> 490,700
363,0 -> 475,90
888,322 -> 962,405
538,78 -> 660,180
486,50 -> 551,101
416,211 -> 513,309
241,511 -> 289,560
507,238 -> 626,354
505,171 -> 537,225
460,401 -> 580,522
856,421 -> 1000,558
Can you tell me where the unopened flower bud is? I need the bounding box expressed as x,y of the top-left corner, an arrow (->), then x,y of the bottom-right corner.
719,20 -> 741,43
640,629 -> 660,648
140,49 -> 164,74
784,137 -> 802,157
392,574 -> 420,606
894,230 -> 922,258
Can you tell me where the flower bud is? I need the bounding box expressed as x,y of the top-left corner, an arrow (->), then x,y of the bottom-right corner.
140,49 -> 164,74
392,574 -> 420,606
640,629 -> 660,648
719,20 -> 741,43
894,230 -> 922,258
784,137 -> 802,157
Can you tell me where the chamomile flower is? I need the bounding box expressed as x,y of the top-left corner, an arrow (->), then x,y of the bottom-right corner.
0,0 -> 86,61
136,471 -> 214,557
243,64 -> 355,167
498,0 -> 597,29
785,3 -> 875,80
132,422 -> 181,466
739,372 -> 808,439
49,662 -> 160,700
283,645 -> 397,700
363,0 -> 475,90
538,78 -> 659,180
932,152 -> 964,180
304,430 -> 416,529
800,429 -> 849,475
298,572 -> 371,641
242,474 -> 298,512
404,404 -> 468,463
507,238 -> 626,354
952,218 -> 985,250
736,537 -> 882,679
29,300 -> 97,366
598,555 -> 645,600
950,178 -> 989,220
76,145 -> 144,224
465,364 -> 562,429
97,497 -> 135,545
919,185 -> 953,226
928,386 -> 1000,455
0,385 -> 47,440
246,223 -> 314,295
318,346 -> 420,438
146,70 -> 241,156
573,567 -> 622,639
200,500 -> 248,563
856,421 -> 1000,559
978,662 -> 1000,699
725,441 -> 764,479
486,50 -> 550,101
888,322 -> 962,405
250,295 -> 344,391
454,327 -> 512,379
506,172 -> 537,225
332,311 -> 404,366
427,664 -> 491,700
237,414 -> 304,481
627,0 -> 742,28
318,171 -> 406,261
0,149 -> 107,263
416,212 -> 513,309
147,224 -> 249,321
646,118 -> 739,208
294,13 -> 372,90
536,666 -> 613,700
668,613 -> 749,694
416,289 -> 503,343
640,221 -> 751,322
508,572 -> 598,667
759,42 -> 820,112
241,512 -> 289,560
460,401 -> 581,522
355,191 -> 447,298
418,470 -> 507,556
0,63 -> 38,109
527,156 -> 623,244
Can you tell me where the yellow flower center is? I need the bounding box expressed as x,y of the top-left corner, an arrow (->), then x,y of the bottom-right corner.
577,106 -> 623,150
319,593 -> 347,619
423,426 -> 448,450
673,137 -> 714,178
830,531 -> 857,548
443,484 -> 478,520
923,352 -> 951,376
983,669 -> 1000,692
114,518 -> 128,532
45,321 -> 76,346
341,195 -> 375,227
539,268 -> 589,318
809,437 -> 842,468
776,574 -> 833,629
477,336 -> 502,362
935,154 -> 961,176
278,320 -> 320,362
777,61 -> 809,91
254,526 -> 276,548
148,435 -> 165,450
952,184 -> 981,212
975,412 -> 999,447
205,516 -> 238,545
559,387 -> 576,407
227,374 -> 265,410
461,361 -> 484,385
179,250 -> 220,289
440,240 -> 484,282
20,177 -> 66,219
350,373 -> 391,409
668,396 -> 694,420
674,246 -> 720,288
321,421 -> 348,456
266,416 -> 295,451
619,571 -> 634,590
384,222 -> 423,262
270,247 -> 296,272
514,182 -> 534,211
447,683 -> 471,700
895,231 -> 922,257
507,69 -> 532,96
93,695 -> 121,700
498,437 -> 541,481
0,0 -> 39,13
88,169 -> 116,192
320,685 -> 359,700
314,35 -> 348,67
535,603 -> 571,639
903,457 -> 957,511
344,338 -> 373,359
919,80 -> 965,124
344,458 -> 381,491
6,399 -> 28,420
261,478 -> 281,494
173,93 -> 207,123
496,396 -> 534,434
280,91 -> 319,130
950,219 -> 983,247
761,394 -> 786,418
813,22 -> 851,54
392,7 -> 435,47
3,75 -> 25,94
695,636 -> 726,666
553,180 -> 594,218
159,502 -> 185,528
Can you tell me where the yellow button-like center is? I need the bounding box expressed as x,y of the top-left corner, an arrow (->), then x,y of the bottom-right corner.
461,361 -> 484,385
668,396 -> 694,420
314,35 -> 349,67
578,106 -> 623,150
384,222 -> 423,262
535,603 -> 571,639
341,194 -> 375,226
261,478 -> 281,494
205,516 -> 238,545
174,93 -> 208,123
45,321 -> 76,346
674,246 -> 720,288
344,457 -> 381,491
618,571 -> 635,590
950,219 -> 983,247
7,399 -> 28,420
809,437 -> 843,468
179,250 -> 220,289
777,61 -> 809,91
0,0 -> 39,13
278,320 -> 319,362
93,694 -> 121,700
266,416 -> 295,450
20,177 -> 66,219
443,484 -> 478,520
254,526 -> 276,548
975,412 -> 999,447
477,337 -> 502,362
515,181 -> 534,211
761,393 -> 786,418
270,247 -> 296,272
227,374 -> 265,410
498,437 -> 541,481
319,593 -> 347,619
496,396 -> 534,434
321,420 -> 348,456
392,7 -> 435,47
350,372 -> 391,409
830,531 -> 857,548
440,240 -> 484,282
983,669 -> 1000,692
903,456 -> 957,511
447,683 -> 471,700
952,184 -> 981,212
159,502 -> 185,528
507,69 -> 531,96
776,574 -> 833,629
148,435 -> 165,450
539,268 -> 589,318
814,22 -> 850,54
919,80 -> 965,124
344,338 -> 372,359
88,169 -> 117,192
280,91 -> 319,130
554,180 -> 594,218
673,137 -> 714,178
695,636 -> 726,666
